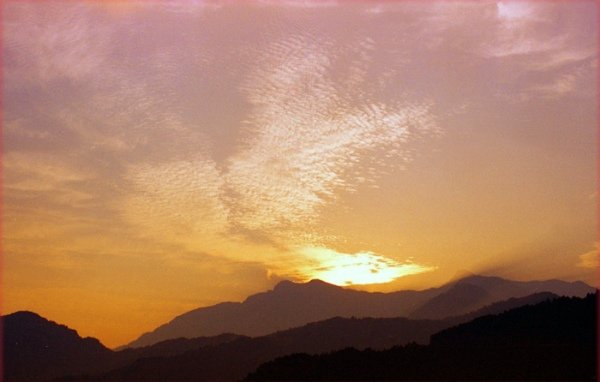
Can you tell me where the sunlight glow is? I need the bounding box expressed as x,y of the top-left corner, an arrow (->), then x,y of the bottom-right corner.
298,246 -> 434,286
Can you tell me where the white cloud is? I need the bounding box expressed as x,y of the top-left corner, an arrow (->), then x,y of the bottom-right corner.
223,34 -> 438,243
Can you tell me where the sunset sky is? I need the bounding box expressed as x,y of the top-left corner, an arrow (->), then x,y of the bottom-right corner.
3,0 -> 597,348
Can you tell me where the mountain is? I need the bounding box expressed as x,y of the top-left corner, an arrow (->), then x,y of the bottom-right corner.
2,311 -> 247,381
97,317 -> 445,381
124,275 -> 593,348
93,292 -> 559,381
409,275 -> 592,318
117,333 -> 244,361
431,293 -> 596,348
3,311 -> 115,381
124,279 -> 439,348
246,293 -> 597,381
3,291 -> 565,381
449,291 -> 559,323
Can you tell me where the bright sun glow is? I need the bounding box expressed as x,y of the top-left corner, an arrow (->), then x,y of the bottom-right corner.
298,246 -> 434,286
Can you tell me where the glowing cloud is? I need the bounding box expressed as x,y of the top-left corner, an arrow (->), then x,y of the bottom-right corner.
296,246 -> 434,286
577,245 -> 598,269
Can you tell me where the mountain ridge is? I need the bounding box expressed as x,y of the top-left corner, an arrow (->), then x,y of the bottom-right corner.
88,291 -> 566,381
3,311 -> 115,381
246,293 -> 597,381
3,286 -> 573,381
124,274 -> 594,348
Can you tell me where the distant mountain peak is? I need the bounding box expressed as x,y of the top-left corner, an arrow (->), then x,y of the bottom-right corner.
273,280 -> 296,290
307,279 -> 338,287
460,273 -> 504,280
454,274 -> 506,285
274,279 -> 338,291
124,275 -> 594,348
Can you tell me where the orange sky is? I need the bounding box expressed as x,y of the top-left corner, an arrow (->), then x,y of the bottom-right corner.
3,0 -> 597,348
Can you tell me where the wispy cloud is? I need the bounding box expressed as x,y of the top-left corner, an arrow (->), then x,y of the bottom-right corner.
227,34 -> 438,244
484,1 -> 596,100
109,28 -> 439,255
4,2 -> 112,86
3,151 -> 96,209
577,244 -> 598,269
122,159 -> 229,250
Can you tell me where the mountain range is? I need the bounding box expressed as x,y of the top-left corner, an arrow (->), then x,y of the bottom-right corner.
125,274 -> 593,348
247,293 -> 597,380
94,291 -> 560,381
2,274 -> 594,381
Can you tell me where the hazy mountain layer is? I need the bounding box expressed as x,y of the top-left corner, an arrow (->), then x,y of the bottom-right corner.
93,292 -> 560,381
125,275 -> 593,348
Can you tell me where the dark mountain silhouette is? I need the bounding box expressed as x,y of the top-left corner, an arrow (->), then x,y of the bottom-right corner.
91,291 -> 559,381
3,311 -> 115,381
451,291 -> 558,323
124,275 -> 593,348
117,332 -> 244,360
2,277 -> 590,381
246,293 -> 597,381
96,317 -> 444,381
430,293 -> 596,349
2,311 -> 246,381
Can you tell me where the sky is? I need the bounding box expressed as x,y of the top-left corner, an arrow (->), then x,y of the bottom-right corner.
2,0 -> 597,348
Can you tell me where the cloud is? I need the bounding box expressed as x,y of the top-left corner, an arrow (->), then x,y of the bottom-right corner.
3,151 -> 96,209
122,159 -> 229,250
397,1 -> 596,101
4,2 -> 112,86
115,31 -> 440,264
484,2 -> 596,100
577,245 -> 598,269
227,34 -> 438,244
